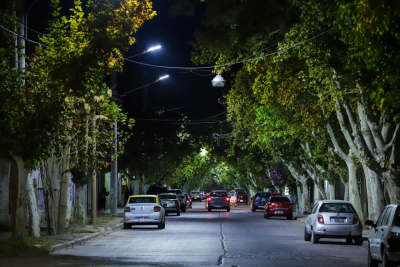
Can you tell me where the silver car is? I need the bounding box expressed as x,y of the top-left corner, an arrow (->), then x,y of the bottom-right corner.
366,204 -> 400,267
124,195 -> 165,229
158,193 -> 181,216
304,200 -> 362,244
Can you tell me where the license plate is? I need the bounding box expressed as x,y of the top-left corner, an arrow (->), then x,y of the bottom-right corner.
258,206 -> 264,208
331,218 -> 345,223
214,205 -> 221,207
240,200 -> 243,202
278,211 -> 283,214
137,217 -> 147,221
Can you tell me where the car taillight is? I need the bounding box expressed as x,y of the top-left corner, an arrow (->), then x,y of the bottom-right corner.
226,197 -> 230,202
124,207 -> 130,212
175,200 -> 179,205
317,213 -> 324,224
154,206 -> 161,212
352,215 -> 358,224
253,198 -> 257,202
207,197 -> 212,202
189,199 -> 192,202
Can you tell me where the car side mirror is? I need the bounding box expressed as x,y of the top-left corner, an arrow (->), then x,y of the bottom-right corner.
365,220 -> 376,228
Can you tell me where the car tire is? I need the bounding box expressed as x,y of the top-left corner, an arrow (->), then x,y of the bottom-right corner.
311,231 -> 319,244
158,221 -> 165,229
123,223 -> 131,229
304,227 -> 311,241
346,237 -> 352,245
182,206 -> 186,213
208,207 -> 211,212
227,207 -> 230,212
265,213 -> 270,219
368,247 -> 379,267
177,210 -> 180,216
287,215 -> 293,220
354,236 -> 363,246
199,199 -> 202,202
382,248 -> 393,267
251,206 -> 256,212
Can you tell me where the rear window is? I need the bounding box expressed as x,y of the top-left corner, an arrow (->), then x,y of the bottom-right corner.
319,203 -> 356,213
211,191 -> 227,197
168,189 -> 182,194
158,195 -> 177,200
270,197 -> 290,203
191,191 -> 200,194
256,193 -> 271,199
129,197 -> 157,204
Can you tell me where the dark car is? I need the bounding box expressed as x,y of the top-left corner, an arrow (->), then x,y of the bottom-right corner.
366,204 -> 400,267
205,190 -> 230,212
250,192 -> 271,212
184,193 -> 192,209
263,196 -> 293,220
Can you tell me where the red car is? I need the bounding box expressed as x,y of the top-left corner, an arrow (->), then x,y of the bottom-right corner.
237,193 -> 248,204
263,196 -> 293,220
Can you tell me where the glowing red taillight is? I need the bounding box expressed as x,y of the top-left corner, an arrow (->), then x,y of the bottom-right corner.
154,206 -> 161,212
317,213 -> 324,224
189,199 -> 192,202
226,197 -> 230,202
124,207 -> 131,212
207,197 -> 212,202
253,198 -> 257,202
352,216 -> 358,224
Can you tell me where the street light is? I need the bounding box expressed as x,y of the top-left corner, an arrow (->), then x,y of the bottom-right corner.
212,70 -> 226,87
122,75 -> 169,96
125,45 -> 162,59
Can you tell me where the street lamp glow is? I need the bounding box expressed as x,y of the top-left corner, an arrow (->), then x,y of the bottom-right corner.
158,75 -> 169,81
146,45 -> 161,52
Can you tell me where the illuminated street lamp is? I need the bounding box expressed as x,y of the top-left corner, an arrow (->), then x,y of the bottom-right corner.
125,45 -> 162,59
122,75 -> 169,96
212,70 -> 226,87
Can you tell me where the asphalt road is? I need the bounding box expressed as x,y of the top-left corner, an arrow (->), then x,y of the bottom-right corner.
0,202 -> 367,267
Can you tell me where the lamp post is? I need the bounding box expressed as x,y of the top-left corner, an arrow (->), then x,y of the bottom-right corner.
109,46 -> 164,214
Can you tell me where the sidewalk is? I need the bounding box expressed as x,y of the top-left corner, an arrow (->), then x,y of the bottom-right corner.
295,214 -> 370,247
0,209 -> 124,255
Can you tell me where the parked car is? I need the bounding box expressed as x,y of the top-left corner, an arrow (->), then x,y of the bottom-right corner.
235,188 -> 247,204
366,204 -> 400,267
304,200 -> 362,244
158,193 -> 181,216
206,190 -> 230,212
123,195 -> 165,229
264,196 -> 293,220
191,191 -> 202,202
167,189 -> 187,212
228,192 -> 237,207
184,193 -> 192,209
250,192 -> 271,212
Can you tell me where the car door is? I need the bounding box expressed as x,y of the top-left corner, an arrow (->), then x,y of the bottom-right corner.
371,207 -> 391,258
306,202 -> 319,233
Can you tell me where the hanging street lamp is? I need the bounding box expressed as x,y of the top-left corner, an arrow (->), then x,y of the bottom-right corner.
212,70 -> 226,87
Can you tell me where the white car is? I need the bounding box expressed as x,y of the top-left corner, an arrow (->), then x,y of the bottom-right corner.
124,195 -> 165,229
228,192 -> 237,207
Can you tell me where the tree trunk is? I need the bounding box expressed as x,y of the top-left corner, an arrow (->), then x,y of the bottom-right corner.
27,177 -> 40,237
329,184 -> 336,200
57,146 -> 71,234
346,161 -> 366,229
9,152 -> 29,239
368,169 -> 385,221
296,185 -> 303,214
302,180 -> 311,213
75,184 -> 87,224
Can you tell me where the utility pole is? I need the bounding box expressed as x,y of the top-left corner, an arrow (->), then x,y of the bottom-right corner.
91,112 -> 97,224
110,72 -> 118,214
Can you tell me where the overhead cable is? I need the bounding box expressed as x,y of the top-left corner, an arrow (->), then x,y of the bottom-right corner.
0,24 -> 48,47
124,27 -> 335,70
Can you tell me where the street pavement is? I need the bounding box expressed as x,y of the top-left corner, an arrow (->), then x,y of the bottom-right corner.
0,202 -> 367,267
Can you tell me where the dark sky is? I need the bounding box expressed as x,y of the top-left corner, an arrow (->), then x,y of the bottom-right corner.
118,0 -> 226,122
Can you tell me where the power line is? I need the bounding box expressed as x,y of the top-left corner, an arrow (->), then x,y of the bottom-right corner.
200,111 -> 227,121
0,12 -> 46,36
0,24 -> 48,47
124,27 -> 335,70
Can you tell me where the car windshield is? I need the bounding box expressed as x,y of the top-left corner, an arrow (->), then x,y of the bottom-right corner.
211,192 -> 227,197
257,193 -> 271,199
393,207 -> 400,227
168,189 -> 182,194
319,203 -> 356,213
128,197 -> 157,204
270,197 -> 290,203
191,191 -> 200,194
158,195 -> 176,200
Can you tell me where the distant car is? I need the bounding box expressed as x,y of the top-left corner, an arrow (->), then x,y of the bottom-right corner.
191,191 -> 202,202
184,193 -> 192,209
304,200 -> 362,245
235,188 -> 247,204
206,190 -> 230,212
124,195 -> 165,229
167,189 -> 187,212
158,193 -> 181,216
250,192 -> 271,212
264,196 -> 293,220
228,192 -> 237,207
366,204 -> 400,267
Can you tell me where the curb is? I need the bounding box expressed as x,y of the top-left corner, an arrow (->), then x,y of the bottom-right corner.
50,223 -> 122,253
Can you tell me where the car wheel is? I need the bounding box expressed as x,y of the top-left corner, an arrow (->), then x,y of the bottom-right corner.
287,215 -> 293,220
123,223 -> 131,229
182,206 -> 186,212
354,236 -> 363,246
251,206 -> 256,212
304,227 -> 311,241
158,221 -> 165,229
227,207 -> 230,212
382,248 -> 394,267
177,210 -> 180,216
311,231 -> 319,244
199,199 -> 202,202
368,246 -> 378,267
346,237 -> 352,245
208,207 -> 211,212
265,213 -> 270,219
